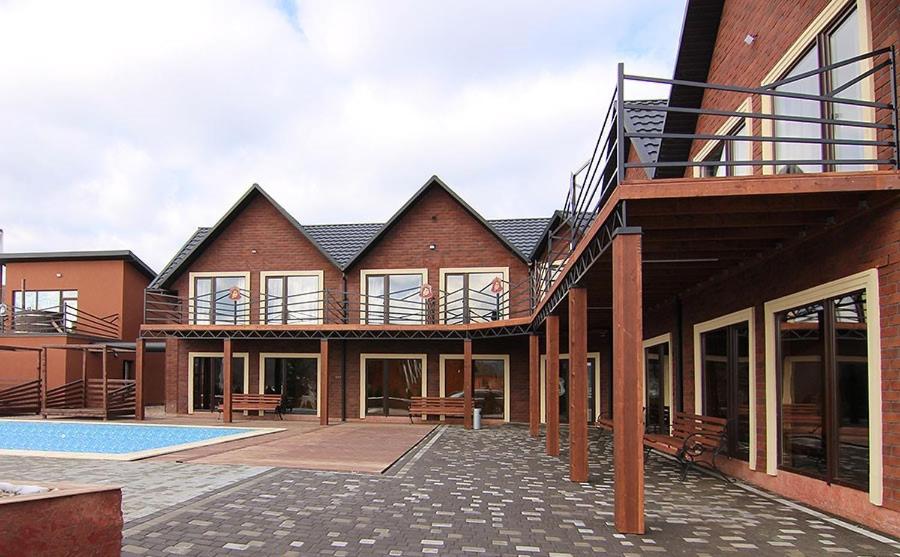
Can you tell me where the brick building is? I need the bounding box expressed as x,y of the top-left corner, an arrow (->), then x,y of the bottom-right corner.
137,0 -> 899,536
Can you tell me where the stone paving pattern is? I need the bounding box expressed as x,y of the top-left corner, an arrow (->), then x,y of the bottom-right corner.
106,426 -> 900,556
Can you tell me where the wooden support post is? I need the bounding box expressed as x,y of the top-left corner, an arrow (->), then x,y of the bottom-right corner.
569,287 -> 589,482
135,338 -> 145,421
101,346 -> 109,420
546,315 -> 560,456
40,348 -> 47,418
463,338 -> 473,429
81,349 -> 88,408
223,338 -> 233,423
612,229 -> 645,534
528,334 -> 540,438
320,338 -> 329,426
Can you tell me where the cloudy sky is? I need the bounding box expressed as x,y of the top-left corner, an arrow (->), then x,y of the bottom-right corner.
0,0 -> 684,272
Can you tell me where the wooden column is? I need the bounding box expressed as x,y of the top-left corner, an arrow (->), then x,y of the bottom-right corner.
569,287 -> 589,482
40,348 -> 47,418
528,334 -> 540,438
135,338 -> 145,421
612,229 -> 645,534
223,338 -> 233,423
546,315 -> 560,456
463,338 -> 473,429
101,346 -> 109,420
320,338 -> 329,426
81,349 -> 88,408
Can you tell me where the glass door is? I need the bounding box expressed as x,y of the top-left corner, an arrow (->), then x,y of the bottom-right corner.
191,356 -> 244,412
557,358 -> 596,423
263,357 -> 318,414
644,343 -> 669,433
365,358 -> 423,416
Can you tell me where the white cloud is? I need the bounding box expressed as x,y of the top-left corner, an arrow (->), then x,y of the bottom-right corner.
0,0 -> 684,271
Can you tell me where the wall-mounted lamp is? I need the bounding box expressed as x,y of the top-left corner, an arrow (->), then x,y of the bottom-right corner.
744,34 -> 757,46
428,243 -> 437,251
250,249 -> 258,254
55,272 -> 63,278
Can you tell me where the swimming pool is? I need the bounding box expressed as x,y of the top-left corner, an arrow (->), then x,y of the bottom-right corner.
0,420 -> 283,460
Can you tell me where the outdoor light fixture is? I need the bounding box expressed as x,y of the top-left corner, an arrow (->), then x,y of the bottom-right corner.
429,243 -> 437,250
744,33 -> 757,46
55,272 -> 62,278
250,249 -> 258,254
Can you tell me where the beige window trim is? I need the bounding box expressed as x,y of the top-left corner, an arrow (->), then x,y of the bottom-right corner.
439,353 -> 511,422
186,351 -> 250,414
692,97 -> 754,178
763,269 -> 882,505
759,0 -> 876,175
693,308 -> 757,471
258,271 -> 325,325
358,353 -> 428,419
538,352 -> 602,424
187,271 -> 252,324
258,352 -> 321,417
438,267 -> 510,323
359,268 -> 428,324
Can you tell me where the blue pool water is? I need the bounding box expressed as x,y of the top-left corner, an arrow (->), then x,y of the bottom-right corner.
0,420 -> 252,454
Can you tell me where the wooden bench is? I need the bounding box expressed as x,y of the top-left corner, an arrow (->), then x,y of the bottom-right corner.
409,396 -> 466,423
643,411 -> 728,480
218,394 -> 283,420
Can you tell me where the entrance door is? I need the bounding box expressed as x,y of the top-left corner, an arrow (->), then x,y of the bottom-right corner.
701,322 -> 750,460
191,356 -> 244,412
262,357 -> 318,414
558,358 -> 596,423
365,358 -> 423,416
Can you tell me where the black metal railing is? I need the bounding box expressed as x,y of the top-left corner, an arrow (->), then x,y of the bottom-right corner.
532,47 -> 898,305
0,305 -> 120,339
144,279 -> 533,327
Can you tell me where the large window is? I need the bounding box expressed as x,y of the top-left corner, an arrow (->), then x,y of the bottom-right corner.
442,269 -> 507,324
363,357 -> 424,416
777,290 -> 868,490
701,322 -> 751,461
192,275 -> 248,325
701,121 -> 752,177
772,6 -> 864,173
262,356 -> 318,414
443,357 -> 507,420
364,273 -> 425,324
189,355 -> 246,412
13,290 -> 78,328
644,342 -> 670,434
262,273 -> 322,324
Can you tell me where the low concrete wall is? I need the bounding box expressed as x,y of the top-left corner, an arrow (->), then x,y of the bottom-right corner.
0,482 -> 122,556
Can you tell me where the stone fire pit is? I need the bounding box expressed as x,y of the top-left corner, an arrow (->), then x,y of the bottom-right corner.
0,480 -> 122,556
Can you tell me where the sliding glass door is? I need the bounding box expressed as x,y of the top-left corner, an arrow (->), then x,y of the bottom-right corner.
364,358 -> 423,416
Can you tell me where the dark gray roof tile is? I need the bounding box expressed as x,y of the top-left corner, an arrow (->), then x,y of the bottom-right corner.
302,223 -> 383,268
624,99 -> 668,165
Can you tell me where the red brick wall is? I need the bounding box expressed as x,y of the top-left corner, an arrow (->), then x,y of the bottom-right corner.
168,193 -> 343,313
690,0 -> 899,168
645,198 -> 899,522
345,184 -> 530,322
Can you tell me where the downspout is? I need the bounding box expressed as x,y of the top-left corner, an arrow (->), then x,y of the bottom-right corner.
341,273 -> 348,422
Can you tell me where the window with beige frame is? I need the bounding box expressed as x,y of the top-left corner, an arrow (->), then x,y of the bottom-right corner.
260,271 -> 324,325
360,269 -> 427,325
189,272 -> 251,325
439,267 -> 509,324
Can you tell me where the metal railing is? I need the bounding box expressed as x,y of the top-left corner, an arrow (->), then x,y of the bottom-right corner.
144,279 -> 533,327
532,47 -> 898,304
0,305 -> 120,339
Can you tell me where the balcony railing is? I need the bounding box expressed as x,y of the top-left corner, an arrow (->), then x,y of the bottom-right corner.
532,47 -> 898,303
144,278 -> 533,327
0,305 -> 120,339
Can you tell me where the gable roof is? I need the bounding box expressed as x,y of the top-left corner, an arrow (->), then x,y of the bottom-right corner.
148,184 -> 340,289
0,250 -> 156,279
150,179 -> 552,289
340,175 -> 533,268
623,99 -> 669,179
654,0 -> 725,179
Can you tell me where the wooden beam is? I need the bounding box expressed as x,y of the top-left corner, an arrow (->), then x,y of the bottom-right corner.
568,287 -> 589,482
463,339 -> 473,429
546,315 -> 560,457
612,229 -> 645,534
223,338 -> 233,423
81,349 -> 88,409
101,346 -> 108,421
528,334 -> 540,438
135,338 -> 145,421
320,338 -> 329,426
40,348 -> 47,418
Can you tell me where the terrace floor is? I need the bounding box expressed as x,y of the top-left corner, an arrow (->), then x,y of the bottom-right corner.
1,425 -> 898,556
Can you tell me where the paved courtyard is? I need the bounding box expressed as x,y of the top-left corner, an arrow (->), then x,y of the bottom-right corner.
2,425 -> 898,556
